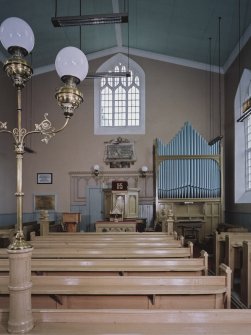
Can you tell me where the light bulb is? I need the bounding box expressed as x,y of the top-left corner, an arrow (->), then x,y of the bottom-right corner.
0,17 -> 34,54
55,46 -> 89,82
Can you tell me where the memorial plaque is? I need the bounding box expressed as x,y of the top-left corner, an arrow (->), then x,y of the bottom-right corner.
104,138 -> 136,168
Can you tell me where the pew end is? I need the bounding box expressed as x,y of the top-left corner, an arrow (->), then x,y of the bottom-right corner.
200,250 -> 208,275
219,263 -> 232,309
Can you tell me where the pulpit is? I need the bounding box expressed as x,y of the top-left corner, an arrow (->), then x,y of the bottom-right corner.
62,213 -> 81,232
103,188 -> 140,220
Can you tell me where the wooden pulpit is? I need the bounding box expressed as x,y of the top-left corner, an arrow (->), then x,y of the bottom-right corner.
62,213 -> 81,232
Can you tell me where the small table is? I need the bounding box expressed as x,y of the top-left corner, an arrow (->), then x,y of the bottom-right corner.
95,221 -> 137,233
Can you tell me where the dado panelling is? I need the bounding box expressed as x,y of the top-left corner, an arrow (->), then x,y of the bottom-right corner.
69,171 -> 154,207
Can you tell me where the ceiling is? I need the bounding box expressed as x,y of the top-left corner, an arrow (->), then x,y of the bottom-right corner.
1,0 -> 251,74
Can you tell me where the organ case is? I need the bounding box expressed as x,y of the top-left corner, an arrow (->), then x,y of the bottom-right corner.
154,122 -> 223,240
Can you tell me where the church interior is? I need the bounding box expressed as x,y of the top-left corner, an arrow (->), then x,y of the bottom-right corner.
1,0 -> 251,333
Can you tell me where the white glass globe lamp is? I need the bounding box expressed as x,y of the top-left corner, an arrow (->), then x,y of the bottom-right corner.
140,165 -> 148,177
0,17 -> 34,55
0,17 -> 34,87
54,47 -> 89,117
55,46 -> 88,83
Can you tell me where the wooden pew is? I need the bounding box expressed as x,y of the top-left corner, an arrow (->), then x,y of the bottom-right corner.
30,231 -> 180,241
224,234 -> 251,288
0,250 -> 208,276
214,231 -> 251,274
0,229 -> 15,239
241,241 -> 251,307
29,231 -> 186,248
0,264 -> 231,309
1,308 -> 251,335
214,231 -> 227,274
34,231 -> 177,236
30,239 -> 184,249
0,229 -> 15,248
0,243 -> 194,259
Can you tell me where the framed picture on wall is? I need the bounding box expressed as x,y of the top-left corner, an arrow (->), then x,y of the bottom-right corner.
34,194 -> 56,211
37,173 -> 53,184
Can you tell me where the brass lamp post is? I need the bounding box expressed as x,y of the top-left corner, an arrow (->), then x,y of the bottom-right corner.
0,17 -> 88,333
0,17 -> 88,250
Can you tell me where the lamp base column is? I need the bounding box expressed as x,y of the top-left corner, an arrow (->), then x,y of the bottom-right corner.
7,248 -> 34,334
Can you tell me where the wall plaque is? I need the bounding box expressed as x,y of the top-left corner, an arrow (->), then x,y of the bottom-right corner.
34,194 -> 56,211
104,137 -> 136,168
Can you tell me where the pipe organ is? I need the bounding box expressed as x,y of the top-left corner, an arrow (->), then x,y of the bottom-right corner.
155,122 -> 223,240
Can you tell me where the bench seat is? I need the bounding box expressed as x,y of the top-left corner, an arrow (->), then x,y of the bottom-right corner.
0,253 -> 208,275
1,309 -> 251,335
0,275 -> 228,294
30,240 -> 184,248
0,266 -> 231,309
0,246 -> 193,259
30,231 -> 179,241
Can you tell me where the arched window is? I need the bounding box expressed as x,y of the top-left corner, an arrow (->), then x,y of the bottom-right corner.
234,69 -> 251,202
94,53 -> 145,135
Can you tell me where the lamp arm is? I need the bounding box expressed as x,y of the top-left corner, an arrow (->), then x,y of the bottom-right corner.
23,113 -> 70,144
48,116 -> 71,134
0,122 -> 21,144
0,124 -> 13,136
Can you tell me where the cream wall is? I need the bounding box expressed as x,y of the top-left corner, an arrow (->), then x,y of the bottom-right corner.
0,68 -> 17,213
0,55 -> 222,215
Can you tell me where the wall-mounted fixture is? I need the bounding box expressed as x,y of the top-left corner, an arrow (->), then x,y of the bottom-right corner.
140,166 -> 148,177
93,164 -> 100,176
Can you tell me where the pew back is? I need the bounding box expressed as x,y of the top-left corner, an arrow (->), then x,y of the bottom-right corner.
30,231 -> 179,242
225,234 -> 251,266
0,264 -> 231,309
224,234 -> 251,288
0,244 -> 193,259
214,231 -> 251,274
30,239 -> 184,249
0,251 -> 208,276
1,309 -> 251,335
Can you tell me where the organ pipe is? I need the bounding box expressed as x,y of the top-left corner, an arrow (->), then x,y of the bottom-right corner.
155,122 -> 221,199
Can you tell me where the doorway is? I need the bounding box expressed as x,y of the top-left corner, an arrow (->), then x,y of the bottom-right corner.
86,187 -> 103,232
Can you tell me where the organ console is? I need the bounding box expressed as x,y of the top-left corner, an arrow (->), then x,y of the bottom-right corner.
154,122 -> 223,241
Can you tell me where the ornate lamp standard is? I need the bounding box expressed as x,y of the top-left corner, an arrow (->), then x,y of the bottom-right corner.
0,17 -> 88,333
